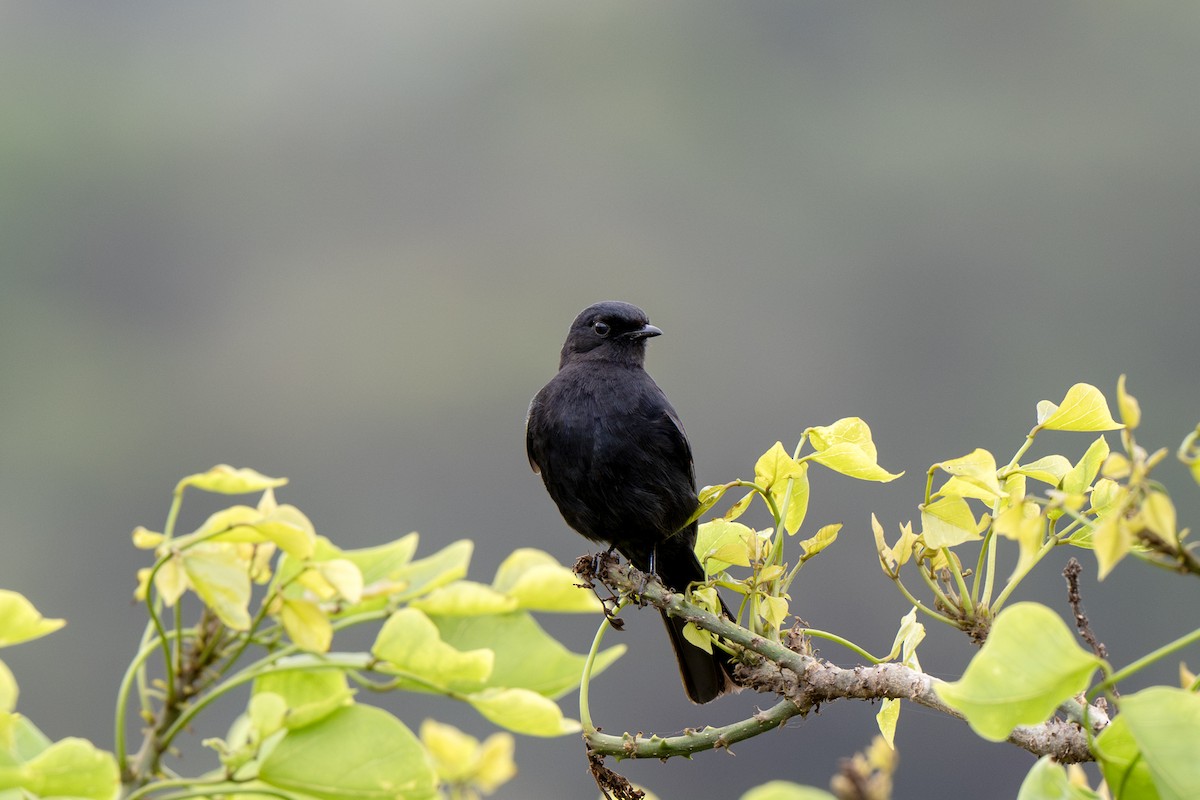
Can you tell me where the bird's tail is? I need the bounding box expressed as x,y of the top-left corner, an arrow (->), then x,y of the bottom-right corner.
650,539 -> 739,704
660,608 -> 739,704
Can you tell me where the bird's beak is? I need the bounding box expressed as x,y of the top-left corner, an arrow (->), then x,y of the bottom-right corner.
628,323 -> 663,340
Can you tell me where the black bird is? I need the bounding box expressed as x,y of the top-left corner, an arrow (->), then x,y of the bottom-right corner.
526,301 -> 737,703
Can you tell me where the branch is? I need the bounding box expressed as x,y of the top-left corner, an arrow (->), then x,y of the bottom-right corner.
581,558 -> 1106,764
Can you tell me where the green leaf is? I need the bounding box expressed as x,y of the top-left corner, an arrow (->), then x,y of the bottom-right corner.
1016,756 -> 1100,800
1062,437 -> 1110,497
993,500 -> 1044,580
1117,374 -> 1141,430
419,719 -> 517,793
754,442 -> 810,534
22,738 -> 119,800
253,667 -> 355,730
695,519 -> 757,572
0,661 -> 14,715
1118,686 -> 1200,799
807,418 -> 903,482
876,698 -> 900,749
1095,715 -> 1159,800
0,591 -> 65,648
920,496 -> 981,549
491,549 -> 601,613
177,503 -> 316,560
937,449 -> 1001,499
410,581 -> 519,616
1141,491 -> 1178,546
799,524 -> 841,560
1015,455 -> 1073,487
1094,516 -> 1133,580
176,464 -> 288,495
465,688 -> 580,737
1036,384 -> 1122,432
739,781 -> 838,800
181,544 -> 252,631
278,597 -> 332,653
6,715 -> 51,763
936,603 -> 1100,741
344,533 -> 420,585
431,612 -> 623,699
391,540 -> 473,602
689,483 -> 730,525
724,489 -> 757,521
259,705 -> 437,800
247,692 -> 288,742
372,609 -> 493,691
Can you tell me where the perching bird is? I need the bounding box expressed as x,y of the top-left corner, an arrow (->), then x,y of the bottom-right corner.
525,301 -> 737,703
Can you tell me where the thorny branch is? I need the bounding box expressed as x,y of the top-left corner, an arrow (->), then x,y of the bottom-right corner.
576,556 -> 1107,767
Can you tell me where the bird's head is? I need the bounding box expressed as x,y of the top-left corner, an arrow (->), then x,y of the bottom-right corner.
559,301 -> 662,367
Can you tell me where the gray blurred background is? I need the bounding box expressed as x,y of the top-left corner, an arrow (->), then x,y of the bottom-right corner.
2,2 -> 1199,798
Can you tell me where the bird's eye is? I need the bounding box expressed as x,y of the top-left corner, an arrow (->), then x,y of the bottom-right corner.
592,321 -> 610,337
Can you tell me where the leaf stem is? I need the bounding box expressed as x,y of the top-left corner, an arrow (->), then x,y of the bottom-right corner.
1089,626 -> 1200,699
579,601 -> 626,733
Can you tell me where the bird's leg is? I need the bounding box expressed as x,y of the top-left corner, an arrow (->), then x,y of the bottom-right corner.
581,547 -> 625,627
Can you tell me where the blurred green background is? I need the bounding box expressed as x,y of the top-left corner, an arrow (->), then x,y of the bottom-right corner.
2,3 -> 1199,798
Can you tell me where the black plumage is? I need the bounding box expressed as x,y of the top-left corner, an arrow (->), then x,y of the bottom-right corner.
526,301 -> 736,703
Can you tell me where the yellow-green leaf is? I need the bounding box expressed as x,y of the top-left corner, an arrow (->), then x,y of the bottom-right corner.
1117,374 -> 1141,430
313,559 -> 364,604
1062,437 -> 1110,497
254,668 -> 355,730
1015,455 -> 1073,487
886,607 -> 925,668
259,705 -> 436,800
807,418 -> 902,482
410,581 -> 519,616
475,731 -> 518,792
1094,516 -> 1133,580
22,737 -> 120,800
936,603 -> 1100,741
754,443 -> 810,533
872,514 -> 895,575
938,476 -> 1003,503
0,659 -> 16,714
0,591 -> 66,648
1118,686 -> 1200,799
181,545 -> 252,631
176,465 -> 288,495
799,524 -> 840,560
153,556 -> 188,606
920,496 -> 980,549
1036,384 -> 1122,432
740,781 -> 837,800
420,719 -> 481,785
760,595 -> 789,629
695,519 -> 757,572
682,621 -> 714,654
492,548 -> 600,613
1141,491 -> 1178,546
937,449 -> 1001,499
993,501 -> 1044,580
278,598 -> 332,653
465,688 -> 580,737
131,527 -> 163,550
724,489 -> 757,521
1016,757 -> 1098,800
1094,716 -> 1159,800
372,609 -> 493,690
391,540 -> 473,603
876,698 -> 900,750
